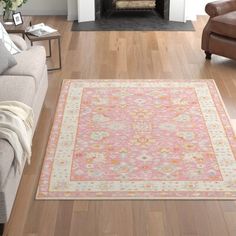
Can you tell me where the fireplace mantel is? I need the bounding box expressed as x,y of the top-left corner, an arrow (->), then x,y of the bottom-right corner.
73,0 -> 186,23
68,0 -> 210,23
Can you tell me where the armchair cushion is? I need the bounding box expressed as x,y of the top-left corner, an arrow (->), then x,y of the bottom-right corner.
211,11 -> 236,39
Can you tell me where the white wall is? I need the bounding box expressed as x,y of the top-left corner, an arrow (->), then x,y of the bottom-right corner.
185,0 -> 214,21
169,0 -> 186,22
185,0 -> 196,21
20,0 -> 67,15
78,0 -> 95,22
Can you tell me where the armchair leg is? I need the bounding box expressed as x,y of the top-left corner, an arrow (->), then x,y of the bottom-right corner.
205,51 -> 212,60
0,224 -> 4,236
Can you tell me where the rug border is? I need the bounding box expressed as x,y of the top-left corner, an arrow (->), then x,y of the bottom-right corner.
36,196 -> 236,200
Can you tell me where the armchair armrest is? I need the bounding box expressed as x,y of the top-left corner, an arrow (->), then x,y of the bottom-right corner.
205,0 -> 236,17
9,34 -> 28,51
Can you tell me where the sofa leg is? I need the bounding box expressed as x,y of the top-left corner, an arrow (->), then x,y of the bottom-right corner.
205,51 -> 212,60
0,224 -> 4,236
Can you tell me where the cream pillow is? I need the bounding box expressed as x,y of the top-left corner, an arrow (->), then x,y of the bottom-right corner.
0,40 -> 17,74
0,22 -> 21,54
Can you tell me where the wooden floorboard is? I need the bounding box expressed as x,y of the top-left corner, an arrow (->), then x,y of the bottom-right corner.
3,15 -> 236,236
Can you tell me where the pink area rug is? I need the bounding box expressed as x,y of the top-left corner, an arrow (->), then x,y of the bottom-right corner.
37,80 -> 236,199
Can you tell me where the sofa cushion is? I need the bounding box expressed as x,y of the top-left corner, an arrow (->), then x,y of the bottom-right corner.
0,22 -> 21,55
0,75 -> 36,106
3,46 -> 46,90
0,40 -> 17,74
0,139 -> 14,188
211,11 -> 236,40
9,34 -> 28,51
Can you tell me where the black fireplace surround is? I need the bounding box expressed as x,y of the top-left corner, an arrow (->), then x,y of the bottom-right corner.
95,0 -> 170,20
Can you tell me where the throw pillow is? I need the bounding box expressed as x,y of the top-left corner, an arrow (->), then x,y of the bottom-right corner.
0,40 -> 17,74
0,22 -> 21,55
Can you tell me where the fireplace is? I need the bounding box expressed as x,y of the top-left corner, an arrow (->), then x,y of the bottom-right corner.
95,0 -> 170,20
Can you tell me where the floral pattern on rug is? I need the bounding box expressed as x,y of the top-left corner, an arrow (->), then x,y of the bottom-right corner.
37,80 -> 236,199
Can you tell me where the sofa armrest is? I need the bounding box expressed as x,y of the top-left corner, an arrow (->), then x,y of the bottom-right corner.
9,34 -> 28,51
205,0 -> 236,17
3,46 -> 46,89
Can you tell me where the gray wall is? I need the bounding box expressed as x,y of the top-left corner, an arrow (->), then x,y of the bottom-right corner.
67,0 -> 77,20
20,0 -> 67,15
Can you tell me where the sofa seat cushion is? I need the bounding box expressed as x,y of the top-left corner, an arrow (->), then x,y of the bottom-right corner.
211,11 -> 236,39
0,75 -> 36,106
0,140 -> 14,188
3,46 -> 46,90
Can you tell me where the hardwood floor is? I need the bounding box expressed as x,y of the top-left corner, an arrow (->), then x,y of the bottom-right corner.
3,16 -> 236,236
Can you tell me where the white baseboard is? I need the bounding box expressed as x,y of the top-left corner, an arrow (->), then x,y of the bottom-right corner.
21,9 -> 67,15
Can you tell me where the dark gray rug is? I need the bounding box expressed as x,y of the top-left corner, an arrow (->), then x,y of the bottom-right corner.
72,11 -> 195,32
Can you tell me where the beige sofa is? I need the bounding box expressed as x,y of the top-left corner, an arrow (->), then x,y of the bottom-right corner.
0,35 -> 48,235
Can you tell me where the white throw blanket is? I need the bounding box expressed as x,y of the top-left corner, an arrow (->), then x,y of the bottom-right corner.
0,101 -> 34,172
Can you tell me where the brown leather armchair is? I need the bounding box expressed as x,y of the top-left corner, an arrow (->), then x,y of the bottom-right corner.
202,0 -> 236,60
